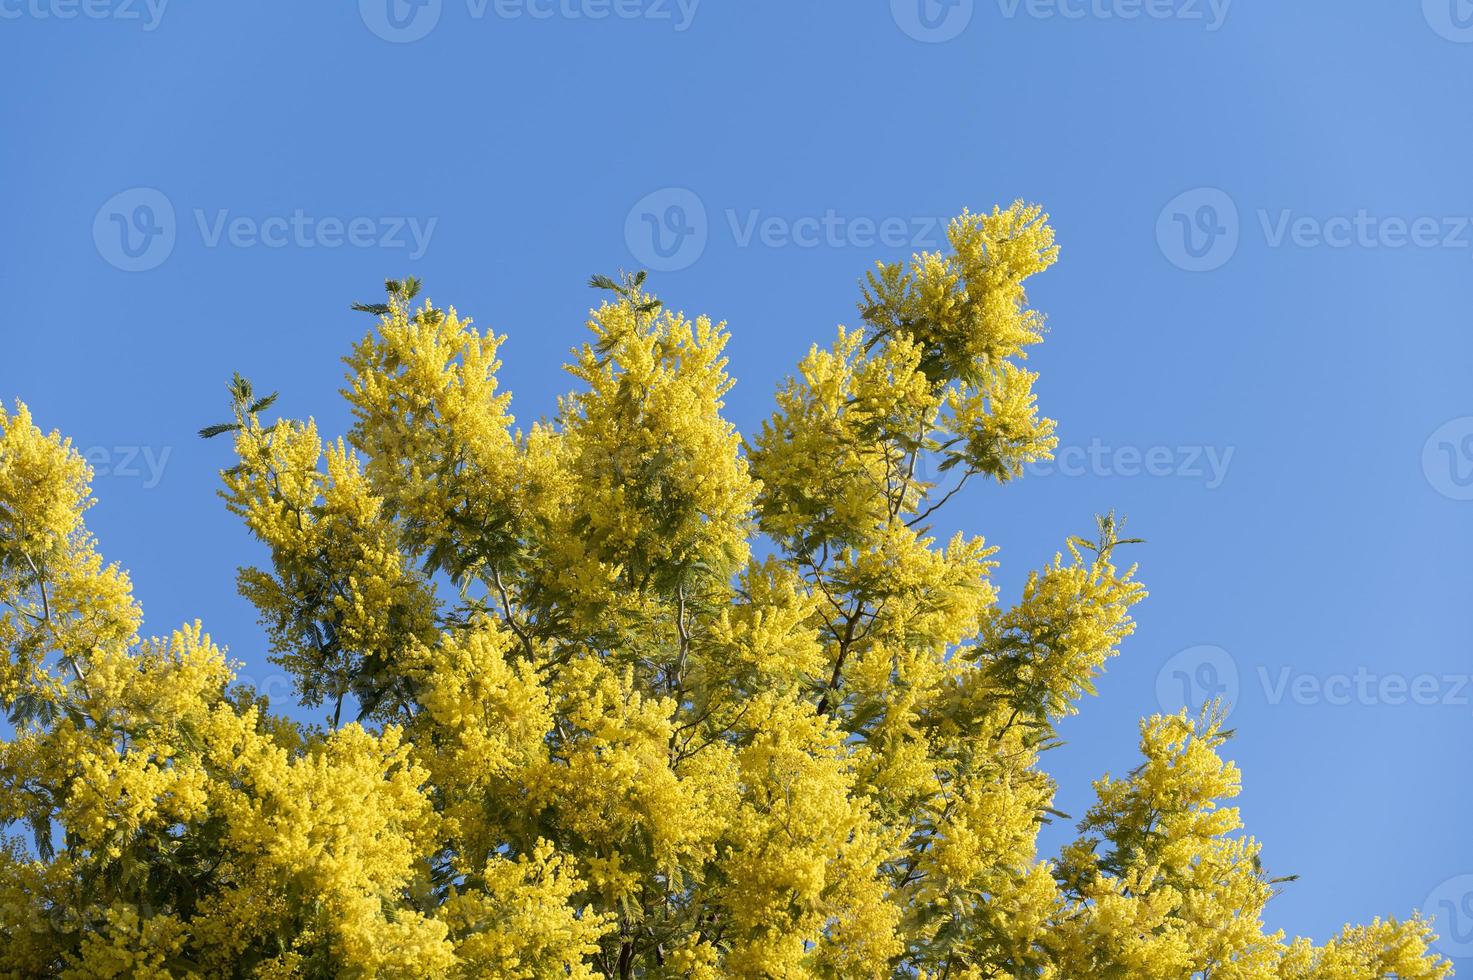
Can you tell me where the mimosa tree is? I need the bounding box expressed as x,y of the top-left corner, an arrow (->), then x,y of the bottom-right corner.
0,204 -> 1452,978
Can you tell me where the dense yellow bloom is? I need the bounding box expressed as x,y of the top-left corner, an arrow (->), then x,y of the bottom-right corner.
0,215 -> 1451,977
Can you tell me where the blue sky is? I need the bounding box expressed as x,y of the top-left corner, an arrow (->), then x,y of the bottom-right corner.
2,0 -> 1470,961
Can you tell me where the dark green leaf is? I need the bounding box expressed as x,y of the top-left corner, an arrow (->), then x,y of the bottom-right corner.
198,423 -> 241,440
247,393 -> 278,414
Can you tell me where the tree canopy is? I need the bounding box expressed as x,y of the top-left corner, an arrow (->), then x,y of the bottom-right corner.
0,204 -> 1451,977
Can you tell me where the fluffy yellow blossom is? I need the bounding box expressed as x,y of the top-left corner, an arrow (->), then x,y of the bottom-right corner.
0,218 -> 1449,978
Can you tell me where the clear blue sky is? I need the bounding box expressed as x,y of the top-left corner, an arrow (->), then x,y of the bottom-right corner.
2,0 -> 1470,961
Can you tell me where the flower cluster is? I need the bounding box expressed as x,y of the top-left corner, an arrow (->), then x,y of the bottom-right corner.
0,209 -> 1450,978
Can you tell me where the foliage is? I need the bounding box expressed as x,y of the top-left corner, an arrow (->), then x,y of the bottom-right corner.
0,207 -> 1452,977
